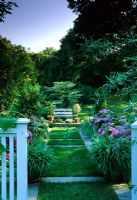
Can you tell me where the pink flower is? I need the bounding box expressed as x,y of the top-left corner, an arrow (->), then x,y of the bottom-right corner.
6,153 -> 10,160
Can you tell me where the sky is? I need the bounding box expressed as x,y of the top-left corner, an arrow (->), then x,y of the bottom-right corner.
0,0 -> 77,52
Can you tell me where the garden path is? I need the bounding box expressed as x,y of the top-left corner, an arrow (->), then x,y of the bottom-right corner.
37,127 -> 119,200
28,127 -> 131,200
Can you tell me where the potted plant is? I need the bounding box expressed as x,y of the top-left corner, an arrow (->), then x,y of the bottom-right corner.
38,102 -> 56,122
28,139 -> 54,183
72,104 -> 81,123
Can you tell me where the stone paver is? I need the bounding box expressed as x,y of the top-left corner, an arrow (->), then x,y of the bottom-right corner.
47,144 -> 85,147
48,138 -> 83,140
113,184 -> 131,200
28,183 -> 39,200
42,176 -> 105,183
79,128 -> 92,150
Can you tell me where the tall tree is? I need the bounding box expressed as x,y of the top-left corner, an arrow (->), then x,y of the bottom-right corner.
0,0 -> 17,22
0,37 -> 36,111
67,0 -> 137,38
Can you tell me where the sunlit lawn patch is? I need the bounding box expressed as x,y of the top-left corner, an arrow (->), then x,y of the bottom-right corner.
79,104 -> 94,119
106,96 -> 128,114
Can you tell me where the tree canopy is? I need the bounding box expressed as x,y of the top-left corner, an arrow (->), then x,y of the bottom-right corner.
0,0 -> 17,22
67,0 -> 137,38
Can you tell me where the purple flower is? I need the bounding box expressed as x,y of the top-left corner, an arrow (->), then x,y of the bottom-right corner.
99,109 -> 111,114
102,117 -> 109,122
93,116 -> 101,123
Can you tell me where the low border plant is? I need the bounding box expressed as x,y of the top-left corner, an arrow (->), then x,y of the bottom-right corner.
90,136 -> 131,182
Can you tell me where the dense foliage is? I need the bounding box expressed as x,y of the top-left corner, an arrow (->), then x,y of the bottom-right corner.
45,81 -> 82,107
0,0 -> 17,22
0,37 -> 37,113
67,0 -> 137,38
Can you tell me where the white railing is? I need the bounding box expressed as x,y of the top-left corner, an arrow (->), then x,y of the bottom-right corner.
131,121 -> 137,200
0,118 -> 30,200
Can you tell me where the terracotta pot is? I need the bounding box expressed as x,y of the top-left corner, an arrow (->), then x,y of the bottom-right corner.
47,115 -> 54,122
74,117 -> 80,123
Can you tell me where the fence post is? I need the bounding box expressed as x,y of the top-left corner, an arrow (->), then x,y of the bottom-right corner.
131,121 -> 137,200
16,118 -> 30,200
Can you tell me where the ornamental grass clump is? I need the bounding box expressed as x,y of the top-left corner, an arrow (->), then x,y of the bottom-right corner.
28,141 -> 55,182
90,137 -> 131,182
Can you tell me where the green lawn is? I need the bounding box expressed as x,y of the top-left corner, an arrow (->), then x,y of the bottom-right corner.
79,95 -> 128,119
45,146 -> 102,177
47,139 -> 84,145
79,104 -> 94,119
46,127 -> 101,177
38,182 -> 118,200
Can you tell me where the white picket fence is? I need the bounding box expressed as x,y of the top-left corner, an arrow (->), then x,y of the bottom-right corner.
131,121 -> 137,200
0,118 -> 30,200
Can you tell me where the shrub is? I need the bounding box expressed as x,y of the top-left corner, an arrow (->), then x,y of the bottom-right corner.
90,137 -> 131,182
38,102 -> 56,117
45,81 -> 82,107
28,116 -> 49,140
78,84 -> 97,104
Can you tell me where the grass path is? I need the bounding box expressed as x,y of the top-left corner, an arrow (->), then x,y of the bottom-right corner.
46,127 -> 101,177
38,182 -> 118,200
38,127 -> 118,200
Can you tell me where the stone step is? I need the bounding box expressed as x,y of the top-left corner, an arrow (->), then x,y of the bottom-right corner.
50,123 -> 80,127
28,183 -> 39,200
42,176 -> 105,183
48,138 -> 91,141
47,145 -> 85,147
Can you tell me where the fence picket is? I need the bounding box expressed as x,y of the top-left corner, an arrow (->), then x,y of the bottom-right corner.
9,136 -> 14,200
1,137 -> 7,200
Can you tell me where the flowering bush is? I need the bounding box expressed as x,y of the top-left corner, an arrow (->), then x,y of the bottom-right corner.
93,109 -> 131,139
28,116 -> 49,142
90,108 -> 131,182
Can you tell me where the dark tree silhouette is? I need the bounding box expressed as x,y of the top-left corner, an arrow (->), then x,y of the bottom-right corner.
67,0 -> 137,38
0,0 -> 17,22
